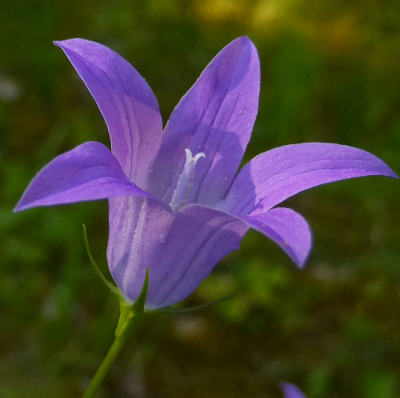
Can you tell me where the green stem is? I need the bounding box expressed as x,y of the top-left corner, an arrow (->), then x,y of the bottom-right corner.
82,301 -> 144,398
82,269 -> 149,397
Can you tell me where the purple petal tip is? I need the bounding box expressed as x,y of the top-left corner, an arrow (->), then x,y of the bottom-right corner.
53,39 -> 66,48
13,204 -> 22,213
297,257 -> 308,269
280,382 -> 307,398
391,170 -> 399,179
235,35 -> 255,48
53,38 -> 91,51
13,203 -> 27,213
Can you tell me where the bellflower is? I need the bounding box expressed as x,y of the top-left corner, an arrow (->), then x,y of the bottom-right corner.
15,37 -> 397,309
281,382 -> 306,398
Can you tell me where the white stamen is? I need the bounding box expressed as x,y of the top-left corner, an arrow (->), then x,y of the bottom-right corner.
169,148 -> 206,212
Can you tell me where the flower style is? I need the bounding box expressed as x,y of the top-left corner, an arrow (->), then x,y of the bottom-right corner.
15,37 -> 397,309
281,382 -> 306,398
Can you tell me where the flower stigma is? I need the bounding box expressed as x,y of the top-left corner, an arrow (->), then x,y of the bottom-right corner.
169,148 -> 206,212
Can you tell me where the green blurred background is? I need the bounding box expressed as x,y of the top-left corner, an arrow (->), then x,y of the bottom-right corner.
1,1 -> 400,397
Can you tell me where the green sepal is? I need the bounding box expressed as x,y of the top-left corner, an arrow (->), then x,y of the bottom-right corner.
154,293 -> 235,315
131,268 -> 149,314
82,224 -> 122,299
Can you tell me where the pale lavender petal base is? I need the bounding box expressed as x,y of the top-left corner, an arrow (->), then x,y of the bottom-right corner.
224,143 -> 398,215
244,207 -> 312,267
107,196 -> 174,305
14,141 -> 152,212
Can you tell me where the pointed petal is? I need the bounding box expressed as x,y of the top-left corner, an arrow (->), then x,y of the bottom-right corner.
54,39 -> 163,186
244,207 -> 312,268
280,382 -> 307,398
107,199 -> 248,309
224,143 -> 398,215
15,142 -> 152,212
149,36 -> 260,206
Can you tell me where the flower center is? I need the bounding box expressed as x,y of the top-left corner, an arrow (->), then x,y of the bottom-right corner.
169,148 -> 206,212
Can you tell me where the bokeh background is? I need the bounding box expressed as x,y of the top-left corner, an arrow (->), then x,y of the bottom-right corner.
1,1 -> 400,397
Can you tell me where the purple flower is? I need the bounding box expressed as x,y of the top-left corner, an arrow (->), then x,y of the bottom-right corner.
15,37 -> 397,309
280,382 -> 307,398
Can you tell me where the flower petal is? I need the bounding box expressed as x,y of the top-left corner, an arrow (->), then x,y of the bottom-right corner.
107,196 -> 174,307
54,39 -> 163,186
280,382 -> 307,398
149,205 -> 249,308
149,36 -> 260,207
107,199 -> 248,309
224,143 -> 398,215
14,141 -> 152,212
244,207 -> 312,268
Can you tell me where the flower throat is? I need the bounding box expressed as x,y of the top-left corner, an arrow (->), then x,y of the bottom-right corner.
169,148 -> 206,212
